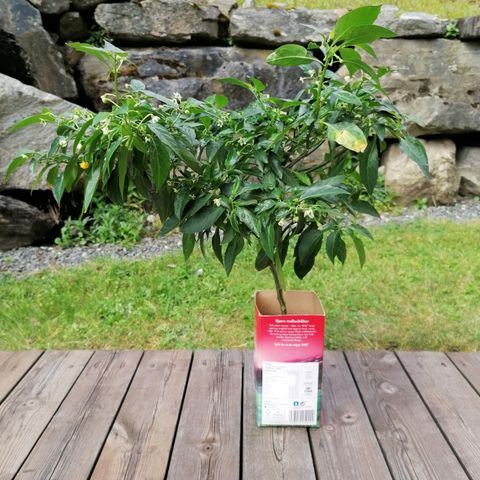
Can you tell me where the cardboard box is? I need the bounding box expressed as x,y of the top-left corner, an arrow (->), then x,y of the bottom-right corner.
254,290 -> 325,427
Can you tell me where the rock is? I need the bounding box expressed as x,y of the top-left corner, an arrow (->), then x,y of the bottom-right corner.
78,46 -> 303,110
210,0 -> 237,19
0,195 -> 56,250
0,0 -> 77,99
70,0 -> 103,10
59,12 -> 89,41
458,16 -> 480,40
230,7 -> 340,46
0,73 -> 80,191
28,0 -> 70,14
356,39 -> 480,135
457,147 -> 480,196
94,0 -> 222,44
376,5 -> 448,37
383,138 -> 459,205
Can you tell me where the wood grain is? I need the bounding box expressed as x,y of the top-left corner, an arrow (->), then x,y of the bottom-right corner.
0,351 -> 42,403
91,350 -> 192,480
0,350 -> 92,480
346,351 -> 468,480
242,351 -> 316,480
14,350 -> 142,480
448,352 -> 480,393
167,350 -> 242,480
310,351 -> 392,480
399,351 -> 480,479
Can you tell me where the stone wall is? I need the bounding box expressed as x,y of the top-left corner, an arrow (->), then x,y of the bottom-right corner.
1,0 -> 480,247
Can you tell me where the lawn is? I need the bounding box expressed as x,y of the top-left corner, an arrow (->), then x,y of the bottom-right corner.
251,0 -> 480,19
1,220 -> 479,352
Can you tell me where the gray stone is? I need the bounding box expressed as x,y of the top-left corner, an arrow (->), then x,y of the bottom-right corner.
357,39 -> 480,135
78,46 -> 303,110
95,0 -> 222,44
0,73 -> 80,191
210,0 -> 237,19
0,0 -> 77,99
71,0 -> 104,10
457,147 -> 480,196
28,0 -> 70,14
383,138 -> 459,205
59,12 -> 89,41
0,195 -> 56,250
376,5 -> 448,37
458,16 -> 480,39
230,7 -> 341,46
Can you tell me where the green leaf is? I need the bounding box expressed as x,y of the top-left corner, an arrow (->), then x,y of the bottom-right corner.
260,224 -> 275,261
150,143 -> 170,192
326,231 -> 346,264
82,167 -> 101,213
326,122 -> 367,153
159,215 -> 179,235
266,44 -> 314,67
250,77 -> 266,92
117,147 -> 129,199
352,236 -> 366,267
331,89 -> 362,106
236,207 -> 259,236
174,190 -> 191,219
220,77 -> 253,90
350,199 -> 380,217
182,233 -> 195,260
5,155 -> 29,180
294,227 -> 323,279
224,236 -> 244,276
212,228 -> 223,265
400,136 -> 429,176
180,206 -> 225,234
255,248 -> 270,271
52,173 -> 65,205
359,142 -> 379,195
9,109 -> 55,132
341,25 -> 395,45
334,6 -> 382,40
299,176 -> 346,201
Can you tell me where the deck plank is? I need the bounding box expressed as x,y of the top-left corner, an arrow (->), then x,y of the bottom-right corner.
447,352 -> 480,393
14,350 -> 142,480
346,351 -> 468,480
399,351 -> 480,479
0,351 -> 42,404
91,350 -> 192,480
0,350 -> 92,480
242,351 -> 316,480
167,350 -> 242,480
309,351 -> 392,480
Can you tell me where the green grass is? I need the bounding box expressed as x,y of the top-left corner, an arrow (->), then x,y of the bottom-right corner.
251,1 -> 480,19
1,220 -> 479,351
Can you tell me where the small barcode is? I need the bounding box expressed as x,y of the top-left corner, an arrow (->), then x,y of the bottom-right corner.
289,409 -> 315,424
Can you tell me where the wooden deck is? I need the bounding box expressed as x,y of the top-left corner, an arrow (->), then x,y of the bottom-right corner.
0,351 -> 479,479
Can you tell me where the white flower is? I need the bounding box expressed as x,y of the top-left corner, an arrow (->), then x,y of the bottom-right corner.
76,142 -> 83,153
278,219 -> 287,228
101,126 -> 109,135
147,214 -> 156,224
173,92 -> 182,102
304,208 -> 315,219
58,137 -> 67,148
213,198 -> 221,207
151,115 -> 159,124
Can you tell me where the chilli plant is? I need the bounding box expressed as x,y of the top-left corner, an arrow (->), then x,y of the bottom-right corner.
6,6 -> 428,314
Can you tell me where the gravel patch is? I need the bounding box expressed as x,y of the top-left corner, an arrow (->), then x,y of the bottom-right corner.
0,235 -> 182,278
1,198 -> 479,278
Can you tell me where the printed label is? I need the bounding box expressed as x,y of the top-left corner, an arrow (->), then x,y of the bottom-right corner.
262,361 -> 319,426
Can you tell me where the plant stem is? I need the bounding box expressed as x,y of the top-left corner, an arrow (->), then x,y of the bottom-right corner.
270,259 -> 287,315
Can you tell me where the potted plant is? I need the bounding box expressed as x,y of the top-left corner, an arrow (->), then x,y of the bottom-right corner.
7,6 -> 427,426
